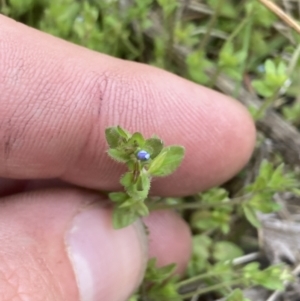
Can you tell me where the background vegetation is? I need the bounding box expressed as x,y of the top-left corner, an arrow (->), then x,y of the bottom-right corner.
1,0 -> 300,300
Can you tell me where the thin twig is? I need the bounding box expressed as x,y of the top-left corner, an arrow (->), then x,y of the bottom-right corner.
287,42 -> 300,75
258,0 -> 300,34
232,252 -> 261,266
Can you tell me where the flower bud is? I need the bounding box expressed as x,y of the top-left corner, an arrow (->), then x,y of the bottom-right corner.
137,150 -> 150,161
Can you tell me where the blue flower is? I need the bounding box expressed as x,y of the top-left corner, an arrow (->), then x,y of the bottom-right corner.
137,150 -> 150,161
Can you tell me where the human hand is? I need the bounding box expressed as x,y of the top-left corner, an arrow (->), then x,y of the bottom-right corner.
0,15 -> 255,301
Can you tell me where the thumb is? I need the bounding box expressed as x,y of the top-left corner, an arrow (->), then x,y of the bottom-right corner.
0,189 -> 148,301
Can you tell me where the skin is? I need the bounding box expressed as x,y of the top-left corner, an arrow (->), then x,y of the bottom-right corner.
0,14 -> 256,301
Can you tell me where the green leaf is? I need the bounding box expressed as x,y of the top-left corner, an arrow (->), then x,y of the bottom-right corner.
109,192 -> 128,203
126,160 -> 136,171
107,149 -> 130,163
223,67 -> 243,81
146,269 -> 181,301
105,127 -> 122,148
188,235 -> 212,276
246,265 -> 291,291
213,241 -> 244,262
192,235 -> 212,259
252,80 -> 274,97
268,163 -> 284,188
277,61 -> 287,76
208,0 -> 236,18
120,172 -> 134,187
265,59 -> 276,75
191,209 -> 231,234
243,262 -> 260,273
200,187 -> 230,204
259,159 -> 273,180
144,138 -> 164,158
186,51 -> 212,84
250,177 -> 267,191
137,172 -> 150,192
226,289 -> 251,301
147,150 -> 167,174
126,180 -> 149,199
145,258 -> 177,283
118,198 -> 137,208
126,132 -> 145,149
9,0 -> 33,15
136,202 -> 149,216
127,132 -> 145,147
148,146 -> 185,177
117,125 -> 131,139
112,207 -> 139,229
126,187 -> 146,199
235,51 -> 247,62
243,205 -> 261,228
148,281 -> 181,301
248,193 -> 281,213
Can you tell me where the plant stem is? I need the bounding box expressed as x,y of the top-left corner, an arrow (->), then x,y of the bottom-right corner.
177,270 -> 236,289
198,0 -> 224,53
226,14 -> 252,45
287,42 -> 300,76
233,12 -> 253,98
254,91 -> 279,120
149,197 -> 245,211
209,66 -> 221,88
210,13 -> 252,88
180,279 -> 243,299
258,0 -> 300,34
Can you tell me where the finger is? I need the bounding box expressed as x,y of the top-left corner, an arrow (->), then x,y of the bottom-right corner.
143,210 -> 192,274
0,178 -> 28,196
0,189 -> 191,301
0,178 -> 73,198
0,16 -> 255,195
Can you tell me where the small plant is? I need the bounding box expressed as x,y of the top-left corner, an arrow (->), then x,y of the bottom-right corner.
178,258 -> 293,300
105,126 -> 185,229
241,159 -> 299,227
282,101 -> 300,125
132,253 -> 293,300
131,258 -> 181,301
252,59 -> 290,119
217,43 -> 247,81
252,59 -> 289,98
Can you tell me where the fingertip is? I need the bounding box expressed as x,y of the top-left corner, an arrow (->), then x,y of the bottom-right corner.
0,189 -> 148,301
147,77 -> 256,195
66,205 -> 148,301
144,210 -> 192,274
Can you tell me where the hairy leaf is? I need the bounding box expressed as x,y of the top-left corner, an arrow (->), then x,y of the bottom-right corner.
148,146 -> 185,177
112,208 -> 139,229
107,149 -> 130,163
105,127 -> 122,148
144,138 -> 164,158
109,192 -> 128,203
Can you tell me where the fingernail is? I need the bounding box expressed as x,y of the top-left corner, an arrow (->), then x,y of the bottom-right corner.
65,206 -> 148,301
